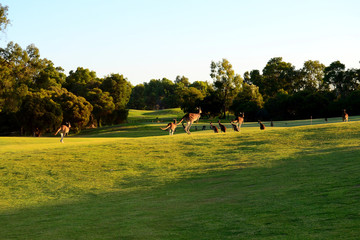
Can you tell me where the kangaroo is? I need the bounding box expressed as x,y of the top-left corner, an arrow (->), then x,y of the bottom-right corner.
231,112 -> 244,130
218,120 -> 226,133
179,107 -> 202,134
160,119 -> 181,135
231,122 -> 239,132
258,120 -> 265,130
210,122 -> 219,133
342,109 -> 349,122
54,122 -> 71,143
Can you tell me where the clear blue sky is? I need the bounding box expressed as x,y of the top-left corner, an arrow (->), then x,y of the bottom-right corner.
1,0 -> 359,85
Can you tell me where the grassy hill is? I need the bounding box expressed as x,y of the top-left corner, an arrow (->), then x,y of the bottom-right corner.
1,115 -> 360,239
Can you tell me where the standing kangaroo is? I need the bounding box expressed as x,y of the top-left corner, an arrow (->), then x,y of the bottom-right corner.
258,120 -> 265,130
160,119 -> 181,135
179,107 -> 202,134
54,122 -> 71,143
231,112 -> 244,130
218,120 -> 226,133
342,109 -> 349,122
231,123 -> 239,132
210,122 -> 219,133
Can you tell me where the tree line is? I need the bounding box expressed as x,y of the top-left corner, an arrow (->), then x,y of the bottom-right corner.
129,58 -> 360,121
0,41 -> 132,135
1,4 -> 360,136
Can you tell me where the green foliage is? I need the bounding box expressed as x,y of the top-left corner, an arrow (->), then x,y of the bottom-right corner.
200,89 -> 223,117
87,88 -> 115,127
64,67 -> 100,98
210,58 -> 243,118
231,83 -> 264,121
300,60 -> 326,91
262,57 -> 300,98
0,4 -> 10,34
33,60 -> 66,90
127,84 -> 146,109
53,88 -> 93,133
179,87 -> 204,113
19,90 -> 62,135
100,73 -> 132,110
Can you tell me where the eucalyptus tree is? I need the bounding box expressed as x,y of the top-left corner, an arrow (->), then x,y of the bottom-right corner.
210,58 -> 243,118
101,73 -> 132,109
52,87 -> 93,133
87,88 -> 115,127
0,4 -> 10,35
127,84 -> 146,109
64,67 -> 100,98
231,83 -> 264,121
323,61 -> 359,97
300,60 -> 326,91
262,57 -> 299,98
19,90 -> 63,135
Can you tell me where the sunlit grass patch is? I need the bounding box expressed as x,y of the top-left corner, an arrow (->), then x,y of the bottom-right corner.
1,120 -> 360,239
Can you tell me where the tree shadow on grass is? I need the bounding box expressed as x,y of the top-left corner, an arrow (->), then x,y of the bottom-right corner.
1,146 -> 360,240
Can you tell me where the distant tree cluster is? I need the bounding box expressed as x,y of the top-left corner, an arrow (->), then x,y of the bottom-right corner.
129,57 -> 360,121
0,41 -> 132,136
1,4 -> 360,135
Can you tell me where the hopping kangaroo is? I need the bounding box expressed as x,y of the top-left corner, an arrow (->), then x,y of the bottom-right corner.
179,107 -> 202,134
161,119 -> 181,135
218,120 -> 226,133
210,122 -> 219,133
54,122 -> 71,143
342,109 -> 349,122
231,112 -> 244,130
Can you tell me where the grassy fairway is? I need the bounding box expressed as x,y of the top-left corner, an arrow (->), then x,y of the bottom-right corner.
1,120 -> 360,239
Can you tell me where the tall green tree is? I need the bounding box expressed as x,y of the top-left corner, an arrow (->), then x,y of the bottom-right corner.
64,67 -> 100,98
300,60 -> 326,92
189,81 -> 212,97
179,87 -> 204,113
19,90 -> 63,135
127,84 -> 146,109
231,83 -> 264,121
0,42 -> 39,113
87,88 -> 115,127
210,58 -> 243,118
101,73 -> 132,109
0,4 -> 10,35
53,88 -> 93,133
323,61 -> 358,97
262,57 -> 299,98
174,75 -> 190,87
33,60 -> 66,90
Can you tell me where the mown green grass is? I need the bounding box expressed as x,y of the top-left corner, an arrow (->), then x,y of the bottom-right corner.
1,120 -> 360,239
127,108 -> 185,122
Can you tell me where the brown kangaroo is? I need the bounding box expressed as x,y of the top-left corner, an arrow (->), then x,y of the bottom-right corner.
218,120 -> 226,133
231,112 -> 244,129
160,119 -> 181,135
231,122 -> 239,132
258,120 -> 265,130
210,122 -> 219,133
54,122 -> 71,143
342,109 -> 349,122
179,107 -> 202,134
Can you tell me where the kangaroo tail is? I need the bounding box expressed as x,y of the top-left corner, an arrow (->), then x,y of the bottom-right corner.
160,124 -> 171,130
54,128 -> 61,136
